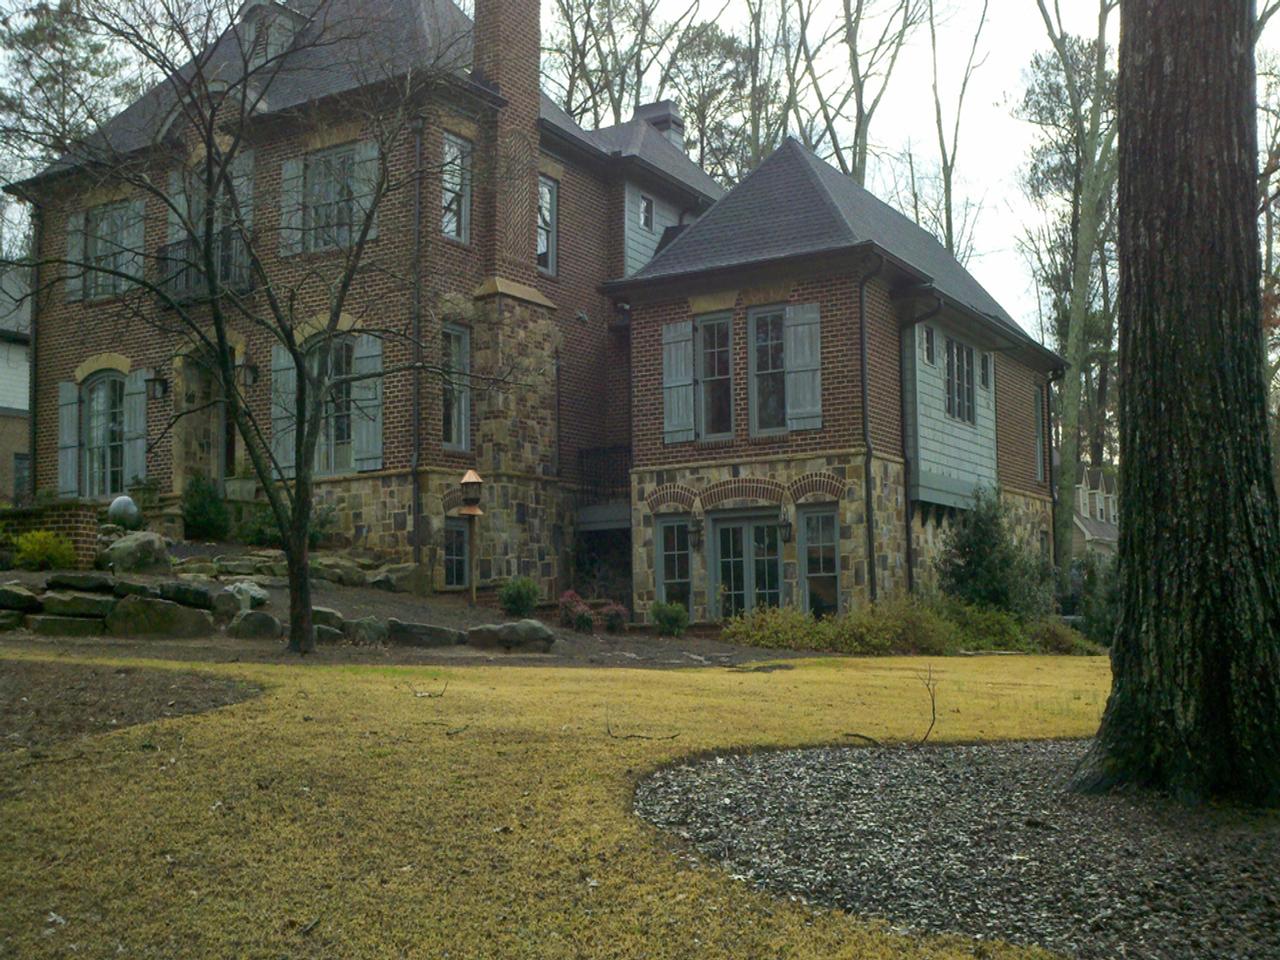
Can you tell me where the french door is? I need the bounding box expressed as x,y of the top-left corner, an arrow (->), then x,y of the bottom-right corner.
713,516 -> 782,618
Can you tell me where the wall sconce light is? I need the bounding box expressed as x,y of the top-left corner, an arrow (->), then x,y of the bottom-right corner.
459,469 -> 484,514
688,515 -> 704,550
145,375 -> 170,400
778,506 -> 794,543
236,360 -> 260,388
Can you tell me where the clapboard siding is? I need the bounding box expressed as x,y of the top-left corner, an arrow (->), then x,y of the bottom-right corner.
623,181 -> 681,276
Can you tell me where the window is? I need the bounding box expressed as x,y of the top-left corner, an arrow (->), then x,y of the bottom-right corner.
801,509 -> 839,617
444,517 -> 469,588
696,314 -> 732,439
1092,492 -> 1103,520
441,324 -> 471,451
750,308 -> 786,433
83,373 -> 125,497
980,353 -> 991,389
1108,496 -> 1118,525
309,337 -> 355,475
441,133 -> 472,242
84,201 -> 133,298
1034,389 -> 1046,482
713,516 -> 782,617
657,518 -> 691,612
13,452 -> 30,503
304,144 -> 358,251
923,325 -> 936,365
945,336 -> 975,424
537,175 -> 558,275
640,194 -> 655,231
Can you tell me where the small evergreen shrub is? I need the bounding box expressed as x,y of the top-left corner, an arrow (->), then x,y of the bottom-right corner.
600,601 -> 628,633
181,474 -> 231,541
722,605 -> 828,651
499,576 -> 540,617
1080,554 -> 1119,647
558,590 -> 584,627
14,530 -> 77,571
234,502 -> 336,550
571,603 -> 595,633
941,600 -> 1027,652
1025,618 -> 1104,656
649,600 -> 689,638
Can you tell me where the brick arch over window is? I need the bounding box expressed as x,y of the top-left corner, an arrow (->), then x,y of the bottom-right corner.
699,477 -> 786,510
644,483 -> 698,513
787,472 -> 848,505
441,487 -> 463,513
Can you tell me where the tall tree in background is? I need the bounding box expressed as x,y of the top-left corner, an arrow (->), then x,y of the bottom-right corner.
1075,0 -> 1280,805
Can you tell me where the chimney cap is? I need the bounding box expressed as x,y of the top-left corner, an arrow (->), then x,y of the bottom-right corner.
633,100 -> 685,134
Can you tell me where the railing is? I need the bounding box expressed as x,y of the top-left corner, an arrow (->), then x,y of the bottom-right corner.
157,228 -> 253,303
578,445 -> 632,501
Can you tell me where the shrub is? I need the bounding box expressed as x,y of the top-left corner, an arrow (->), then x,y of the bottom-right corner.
649,600 -> 689,638
499,576 -> 540,617
181,474 -> 231,541
722,604 -> 830,651
1025,618 -> 1104,656
940,600 -> 1028,652
832,597 -> 961,656
558,589 -> 584,627
1080,555 -> 1119,647
571,602 -> 595,633
600,601 -> 628,633
14,530 -> 77,571
233,502 -> 336,550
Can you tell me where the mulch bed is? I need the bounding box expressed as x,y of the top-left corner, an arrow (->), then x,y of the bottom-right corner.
0,659 -> 258,753
634,739 -> 1280,959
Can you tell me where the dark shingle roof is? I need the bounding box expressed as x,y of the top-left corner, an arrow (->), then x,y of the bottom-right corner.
616,137 -> 1056,363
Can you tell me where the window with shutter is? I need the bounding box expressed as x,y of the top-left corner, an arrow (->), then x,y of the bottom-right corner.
749,307 -> 786,434
661,320 -> 695,444
57,381 -> 80,496
783,302 -> 822,431
695,314 -> 732,439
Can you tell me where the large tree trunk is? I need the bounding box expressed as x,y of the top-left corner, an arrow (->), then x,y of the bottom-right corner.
1074,0 -> 1280,805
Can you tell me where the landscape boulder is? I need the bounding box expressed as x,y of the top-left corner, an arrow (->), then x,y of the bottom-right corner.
0,610 -> 24,630
227,609 -> 283,640
370,563 -> 431,595
46,572 -> 115,593
41,591 -> 117,618
105,531 -> 170,574
0,583 -> 42,613
315,625 -> 345,644
211,590 -> 241,625
386,618 -> 464,647
214,556 -> 258,577
343,616 -> 388,646
227,580 -> 269,610
105,595 -> 213,638
466,619 -> 555,653
310,556 -> 366,587
157,580 -> 216,610
113,578 -> 160,599
311,607 -> 345,631
26,614 -> 104,637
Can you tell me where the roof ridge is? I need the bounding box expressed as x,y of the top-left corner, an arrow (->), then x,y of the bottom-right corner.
785,138 -> 860,243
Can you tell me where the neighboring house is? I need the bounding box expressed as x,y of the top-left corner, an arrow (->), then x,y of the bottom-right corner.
7,0 -> 1061,618
0,266 -> 31,505
1072,466 -> 1119,559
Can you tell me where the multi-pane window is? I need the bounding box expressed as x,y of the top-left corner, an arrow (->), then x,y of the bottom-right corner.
945,336 -> 975,424
444,518 -> 469,587
640,194 -> 655,231
84,201 -> 133,298
304,144 -> 358,251
802,510 -> 838,617
537,175 -> 558,275
83,374 -> 125,497
696,314 -> 732,438
980,353 -> 991,389
751,309 -> 786,433
310,337 -> 355,475
441,133 -> 472,242
657,519 -> 691,612
441,324 -> 471,451
923,325 -> 936,364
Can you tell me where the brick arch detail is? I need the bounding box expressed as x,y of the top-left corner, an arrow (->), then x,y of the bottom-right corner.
699,477 -> 786,510
644,483 -> 698,513
787,472 -> 849,504
441,487 -> 462,513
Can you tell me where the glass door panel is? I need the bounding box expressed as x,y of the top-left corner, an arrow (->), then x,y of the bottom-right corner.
718,525 -> 746,618
752,523 -> 781,609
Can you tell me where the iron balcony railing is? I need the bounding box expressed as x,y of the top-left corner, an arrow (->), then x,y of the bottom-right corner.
578,445 -> 632,501
157,228 -> 254,303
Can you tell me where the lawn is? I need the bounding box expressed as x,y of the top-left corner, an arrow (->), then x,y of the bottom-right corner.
0,646 -> 1109,959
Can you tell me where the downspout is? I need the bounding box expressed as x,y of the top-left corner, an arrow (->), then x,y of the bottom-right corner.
900,295 -> 944,596
26,200 -> 42,503
410,117 -> 425,565
858,254 -> 884,603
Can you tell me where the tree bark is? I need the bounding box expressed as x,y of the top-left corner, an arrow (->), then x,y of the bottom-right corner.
1074,0 -> 1280,806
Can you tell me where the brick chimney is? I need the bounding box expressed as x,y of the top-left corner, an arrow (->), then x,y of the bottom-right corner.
473,0 -> 541,284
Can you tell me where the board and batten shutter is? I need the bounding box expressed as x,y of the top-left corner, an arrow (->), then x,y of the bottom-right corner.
270,344 -> 297,478
64,212 -> 85,301
123,198 -> 147,283
352,139 -> 380,241
57,381 -> 80,496
166,170 -> 188,246
231,149 -> 255,229
352,332 -> 383,471
123,368 -> 150,485
784,302 -> 822,431
662,319 -> 695,444
279,157 -> 305,256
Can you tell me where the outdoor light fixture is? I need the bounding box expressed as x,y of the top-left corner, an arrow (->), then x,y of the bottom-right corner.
459,469 -> 484,514
236,360 -> 260,388
778,506 -> 794,543
688,515 -> 704,550
145,375 -> 170,400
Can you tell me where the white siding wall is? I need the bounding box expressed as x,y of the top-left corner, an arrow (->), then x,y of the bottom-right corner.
623,181 -> 682,275
0,341 -> 28,411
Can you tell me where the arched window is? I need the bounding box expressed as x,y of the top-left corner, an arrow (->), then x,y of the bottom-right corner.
83,372 -> 126,497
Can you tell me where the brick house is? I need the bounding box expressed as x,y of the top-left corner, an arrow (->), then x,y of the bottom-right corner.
8,0 -> 1060,620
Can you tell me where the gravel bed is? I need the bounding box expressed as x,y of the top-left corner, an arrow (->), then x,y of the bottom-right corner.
634,739 -> 1280,959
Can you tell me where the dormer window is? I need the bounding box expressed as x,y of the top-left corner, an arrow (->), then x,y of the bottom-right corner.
640,194 -> 655,232
248,4 -> 300,69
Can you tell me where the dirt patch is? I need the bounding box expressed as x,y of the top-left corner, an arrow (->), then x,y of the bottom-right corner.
0,658 -> 259,753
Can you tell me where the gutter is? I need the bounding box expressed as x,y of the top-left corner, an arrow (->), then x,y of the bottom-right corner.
858,253 -> 884,603
901,295 -> 944,595
410,116 -> 425,565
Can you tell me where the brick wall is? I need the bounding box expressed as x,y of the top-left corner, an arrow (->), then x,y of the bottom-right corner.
995,353 -> 1052,498
1,501 -> 99,569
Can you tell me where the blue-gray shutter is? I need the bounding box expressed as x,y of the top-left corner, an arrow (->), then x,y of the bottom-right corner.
123,198 -> 146,283
353,139 -> 380,241
123,368 -> 149,485
64,212 -> 85,301
57,381 -> 80,497
784,302 -> 822,431
270,343 -> 297,478
231,149 -> 254,229
166,170 -> 187,245
352,332 -> 383,471
279,157 -> 304,255
662,319 -> 694,444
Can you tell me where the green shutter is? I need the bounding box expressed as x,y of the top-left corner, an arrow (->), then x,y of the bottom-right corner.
279,157 -> 304,255
352,332 -> 383,471
123,198 -> 146,283
353,139 -> 380,241
167,171 -> 188,245
662,320 -> 695,444
784,302 -> 822,431
123,368 -> 149,484
64,212 -> 85,301
57,381 -> 79,497
270,343 -> 297,478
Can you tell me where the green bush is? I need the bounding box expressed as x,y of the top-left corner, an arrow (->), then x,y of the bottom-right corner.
571,604 -> 595,633
234,502 -> 336,550
558,590 -> 583,627
650,601 -> 689,638
499,576 -> 540,617
1080,554 -> 1119,647
600,602 -> 628,633
940,600 -> 1028,652
14,530 -> 77,571
1026,618 -> 1104,656
181,474 -> 231,541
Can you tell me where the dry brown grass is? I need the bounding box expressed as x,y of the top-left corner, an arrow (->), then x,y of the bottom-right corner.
0,645 -> 1108,958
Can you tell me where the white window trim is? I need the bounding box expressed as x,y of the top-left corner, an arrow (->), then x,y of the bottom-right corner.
798,505 -> 840,616
747,305 -> 788,437
640,193 -> 655,232
441,132 -> 472,244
